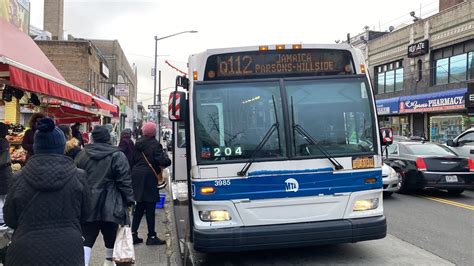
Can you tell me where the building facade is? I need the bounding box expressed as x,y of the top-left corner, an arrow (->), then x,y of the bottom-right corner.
361,0 -> 473,143
91,39 -> 138,130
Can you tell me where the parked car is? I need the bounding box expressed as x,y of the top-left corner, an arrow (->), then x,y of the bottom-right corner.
446,128 -> 474,159
384,140 -> 474,195
382,163 -> 400,197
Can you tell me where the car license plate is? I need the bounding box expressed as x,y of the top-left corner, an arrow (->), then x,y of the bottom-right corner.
445,175 -> 458,183
352,156 -> 375,169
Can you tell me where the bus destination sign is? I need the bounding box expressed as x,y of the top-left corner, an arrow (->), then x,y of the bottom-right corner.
204,49 -> 354,80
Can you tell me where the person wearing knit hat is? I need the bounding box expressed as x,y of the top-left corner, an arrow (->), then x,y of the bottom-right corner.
130,121 -> 171,245
3,117 -> 90,265
75,125 -> 134,265
33,118 -> 66,155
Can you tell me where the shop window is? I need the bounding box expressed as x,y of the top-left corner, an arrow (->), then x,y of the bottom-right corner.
469,52 -> 474,80
449,54 -> 467,82
377,73 -> 385,94
385,70 -> 395,93
375,60 -> 403,94
435,58 -> 449,85
429,115 -> 466,144
395,68 -> 404,91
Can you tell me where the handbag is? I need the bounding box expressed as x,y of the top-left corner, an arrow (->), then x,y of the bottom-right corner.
141,152 -> 166,189
112,225 -> 135,265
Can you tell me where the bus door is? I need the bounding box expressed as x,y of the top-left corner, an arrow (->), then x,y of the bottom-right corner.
172,121 -> 188,199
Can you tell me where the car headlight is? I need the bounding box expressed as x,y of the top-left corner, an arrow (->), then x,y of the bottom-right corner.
353,198 -> 379,211
199,210 -> 231,222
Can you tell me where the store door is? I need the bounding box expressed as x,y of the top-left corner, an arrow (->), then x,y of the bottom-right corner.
413,113 -> 425,138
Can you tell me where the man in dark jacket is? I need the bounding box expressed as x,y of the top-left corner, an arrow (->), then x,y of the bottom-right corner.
75,125 -> 135,265
119,128 -> 134,167
21,112 -> 45,161
0,122 -> 12,225
4,117 -> 90,265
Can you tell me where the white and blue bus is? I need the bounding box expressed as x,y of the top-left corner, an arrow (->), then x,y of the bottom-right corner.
169,43 -> 387,253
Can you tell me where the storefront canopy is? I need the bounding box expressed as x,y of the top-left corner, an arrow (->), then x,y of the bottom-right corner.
93,96 -> 118,114
0,18 -> 93,105
376,97 -> 400,115
399,88 -> 467,113
43,99 -> 100,124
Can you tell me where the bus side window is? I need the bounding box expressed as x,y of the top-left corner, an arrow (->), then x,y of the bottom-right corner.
177,122 -> 186,148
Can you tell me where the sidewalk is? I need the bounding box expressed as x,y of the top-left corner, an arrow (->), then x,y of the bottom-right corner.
89,188 -> 181,266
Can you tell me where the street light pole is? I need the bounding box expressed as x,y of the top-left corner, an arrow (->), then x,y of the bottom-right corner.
153,30 -> 197,142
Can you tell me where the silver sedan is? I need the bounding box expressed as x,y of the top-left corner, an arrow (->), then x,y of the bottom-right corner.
382,163 -> 400,196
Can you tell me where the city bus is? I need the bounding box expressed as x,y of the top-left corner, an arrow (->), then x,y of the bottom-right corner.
169,43 -> 387,254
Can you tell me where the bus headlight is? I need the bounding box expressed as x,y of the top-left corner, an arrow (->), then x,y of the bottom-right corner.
199,210 -> 231,222
353,198 -> 379,211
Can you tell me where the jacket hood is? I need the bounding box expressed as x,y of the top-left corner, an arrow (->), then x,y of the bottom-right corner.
65,138 -> 80,153
21,154 -> 77,192
135,137 -> 157,152
84,143 -> 119,159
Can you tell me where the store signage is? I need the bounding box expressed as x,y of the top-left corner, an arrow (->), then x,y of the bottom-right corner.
100,63 -> 109,79
376,98 -> 399,115
465,83 -> 474,114
400,95 -> 464,113
407,40 -> 429,58
114,84 -> 129,97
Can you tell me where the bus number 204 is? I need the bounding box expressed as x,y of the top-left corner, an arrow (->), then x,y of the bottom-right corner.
214,179 -> 231,186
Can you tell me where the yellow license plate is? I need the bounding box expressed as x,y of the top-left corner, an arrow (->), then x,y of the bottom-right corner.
352,157 -> 375,169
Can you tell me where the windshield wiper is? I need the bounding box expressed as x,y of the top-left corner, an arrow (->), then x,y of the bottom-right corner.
291,97 -> 344,170
238,96 -> 281,176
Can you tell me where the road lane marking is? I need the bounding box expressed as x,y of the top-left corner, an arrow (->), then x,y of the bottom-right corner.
420,196 -> 474,211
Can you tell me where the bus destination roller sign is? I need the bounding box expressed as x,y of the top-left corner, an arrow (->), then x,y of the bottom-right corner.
204,49 -> 354,80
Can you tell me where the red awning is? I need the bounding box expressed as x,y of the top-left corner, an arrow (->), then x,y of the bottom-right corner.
93,96 -> 118,114
44,104 -> 100,124
0,18 -> 92,105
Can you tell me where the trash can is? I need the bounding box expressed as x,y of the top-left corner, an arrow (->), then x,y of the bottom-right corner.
156,193 -> 166,209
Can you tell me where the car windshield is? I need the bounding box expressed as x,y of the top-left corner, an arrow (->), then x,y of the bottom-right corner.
406,143 -> 457,156
286,77 -> 376,157
194,81 -> 286,162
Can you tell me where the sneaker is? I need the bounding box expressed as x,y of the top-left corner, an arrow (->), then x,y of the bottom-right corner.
132,233 -> 143,245
146,236 -> 166,245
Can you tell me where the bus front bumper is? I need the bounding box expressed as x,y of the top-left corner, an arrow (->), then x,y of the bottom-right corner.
193,215 -> 386,252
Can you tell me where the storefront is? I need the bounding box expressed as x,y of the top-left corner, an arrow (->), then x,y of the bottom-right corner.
399,88 -> 468,143
376,97 -> 411,137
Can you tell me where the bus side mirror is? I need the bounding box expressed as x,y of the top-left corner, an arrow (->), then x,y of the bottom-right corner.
168,91 -> 187,122
380,127 -> 393,146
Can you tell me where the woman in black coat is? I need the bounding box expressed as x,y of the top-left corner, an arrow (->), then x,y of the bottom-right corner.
119,128 -> 134,167
131,122 -> 171,245
0,122 -> 12,225
4,118 -> 90,265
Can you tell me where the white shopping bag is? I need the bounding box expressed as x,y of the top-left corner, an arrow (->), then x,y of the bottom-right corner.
112,225 -> 135,264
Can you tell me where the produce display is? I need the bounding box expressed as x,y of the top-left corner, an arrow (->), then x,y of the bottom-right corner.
6,123 -> 26,165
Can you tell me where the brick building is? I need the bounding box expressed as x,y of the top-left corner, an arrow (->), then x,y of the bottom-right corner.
353,0 -> 473,143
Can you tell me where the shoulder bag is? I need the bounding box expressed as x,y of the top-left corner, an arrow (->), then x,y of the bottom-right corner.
141,152 -> 166,189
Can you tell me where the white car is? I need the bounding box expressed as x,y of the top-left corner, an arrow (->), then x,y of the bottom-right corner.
382,163 -> 399,196
446,128 -> 474,159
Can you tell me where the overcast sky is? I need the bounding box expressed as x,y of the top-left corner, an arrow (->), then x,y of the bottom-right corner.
28,0 -> 438,109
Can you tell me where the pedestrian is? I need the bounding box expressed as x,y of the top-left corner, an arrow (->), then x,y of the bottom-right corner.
71,122 -> 84,147
3,117 -> 90,265
119,128 -> 134,167
21,112 -> 45,161
130,122 -> 171,245
58,124 -> 82,159
0,122 -> 12,225
75,125 -> 135,265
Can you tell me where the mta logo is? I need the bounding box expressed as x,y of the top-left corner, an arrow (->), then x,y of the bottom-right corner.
285,178 -> 299,192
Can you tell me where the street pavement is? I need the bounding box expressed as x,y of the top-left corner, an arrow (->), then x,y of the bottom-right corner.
183,189 -> 473,265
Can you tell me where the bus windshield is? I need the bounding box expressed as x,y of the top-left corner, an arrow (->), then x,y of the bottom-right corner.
287,77 -> 375,157
195,81 -> 286,162
194,76 -> 376,163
